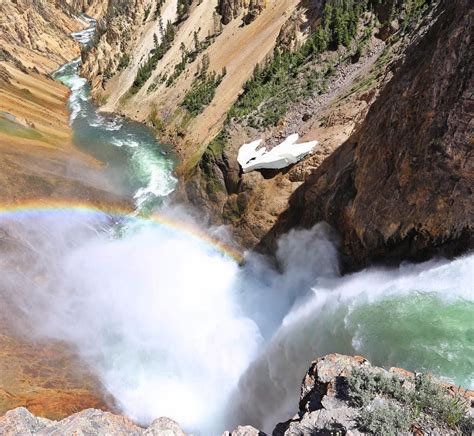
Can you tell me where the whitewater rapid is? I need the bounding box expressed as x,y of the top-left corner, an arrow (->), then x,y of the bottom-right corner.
1,210 -> 472,433
1,15 -> 469,436
53,18 -> 177,209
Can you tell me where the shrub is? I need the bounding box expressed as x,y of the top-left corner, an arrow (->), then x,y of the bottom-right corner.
358,403 -> 412,435
118,53 -> 130,70
181,68 -> 225,116
347,367 -> 473,434
130,21 -> 176,93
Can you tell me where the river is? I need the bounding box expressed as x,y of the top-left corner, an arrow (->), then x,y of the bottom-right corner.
53,16 -> 176,210
0,15 -> 472,435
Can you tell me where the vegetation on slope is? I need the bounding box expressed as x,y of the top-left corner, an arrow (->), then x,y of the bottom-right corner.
347,367 -> 473,434
130,20 -> 176,93
181,57 -> 226,117
195,0 -> 432,170
164,30 -> 222,88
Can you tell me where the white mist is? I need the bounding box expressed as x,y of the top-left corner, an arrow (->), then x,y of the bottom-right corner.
0,210 -> 472,434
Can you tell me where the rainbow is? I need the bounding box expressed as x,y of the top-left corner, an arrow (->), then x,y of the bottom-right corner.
0,199 -> 243,263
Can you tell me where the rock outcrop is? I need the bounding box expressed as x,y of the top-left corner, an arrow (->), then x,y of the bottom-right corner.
273,354 -> 473,435
217,0 -> 244,25
242,0 -> 268,25
223,425 -> 265,436
80,0 -> 145,93
0,408 -> 185,435
261,0 -> 473,271
217,0 -> 267,25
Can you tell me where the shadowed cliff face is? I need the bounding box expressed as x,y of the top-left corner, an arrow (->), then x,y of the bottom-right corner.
261,0 -> 473,271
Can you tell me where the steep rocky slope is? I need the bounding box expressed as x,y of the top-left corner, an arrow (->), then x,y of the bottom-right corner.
273,354 -> 473,435
82,0 -> 297,160
82,0 -> 397,245
78,0 -> 472,269
66,0 -> 109,18
0,0 -> 84,73
0,0 -> 126,420
184,0 -> 418,248
261,0 -> 473,271
2,354 -> 472,435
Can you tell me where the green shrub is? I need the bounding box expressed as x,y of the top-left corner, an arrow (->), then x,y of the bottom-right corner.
118,53 -> 130,70
347,367 -> 473,434
143,6 -> 151,22
181,68 -> 225,116
358,403 -> 412,435
130,21 -> 176,93
154,0 -> 165,20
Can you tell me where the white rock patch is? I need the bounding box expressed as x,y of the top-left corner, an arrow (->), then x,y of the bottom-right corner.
238,134 -> 318,173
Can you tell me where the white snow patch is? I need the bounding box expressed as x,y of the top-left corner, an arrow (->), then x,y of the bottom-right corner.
237,134 -> 318,173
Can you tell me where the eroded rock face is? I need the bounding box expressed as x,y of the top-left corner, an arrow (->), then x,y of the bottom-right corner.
262,0 -> 473,271
218,0 -> 244,25
217,0 -> 267,25
0,0 -> 83,73
243,0 -> 267,25
0,408 -> 185,435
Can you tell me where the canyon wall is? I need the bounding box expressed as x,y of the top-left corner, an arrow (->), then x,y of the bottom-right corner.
65,0 -> 473,267
0,0 -> 83,73
80,0 -> 295,161
261,0 -> 473,271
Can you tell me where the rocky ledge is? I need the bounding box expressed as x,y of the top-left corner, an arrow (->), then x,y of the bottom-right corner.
272,354 -> 473,435
1,354 -> 472,435
0,408 -> 185,435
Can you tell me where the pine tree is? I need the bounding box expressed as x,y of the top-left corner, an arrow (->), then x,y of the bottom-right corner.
158,14 -> 164,38
177,0 -> 191,21
201,54 -> 210,76
164,20 -> 175,47
193,31 -> 199,52
314,26 -> 329,52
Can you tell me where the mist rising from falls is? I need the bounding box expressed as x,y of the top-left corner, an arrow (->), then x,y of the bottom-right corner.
230,253 -> 474,432
1,209 -> 472,434
0,209 -> 260,432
